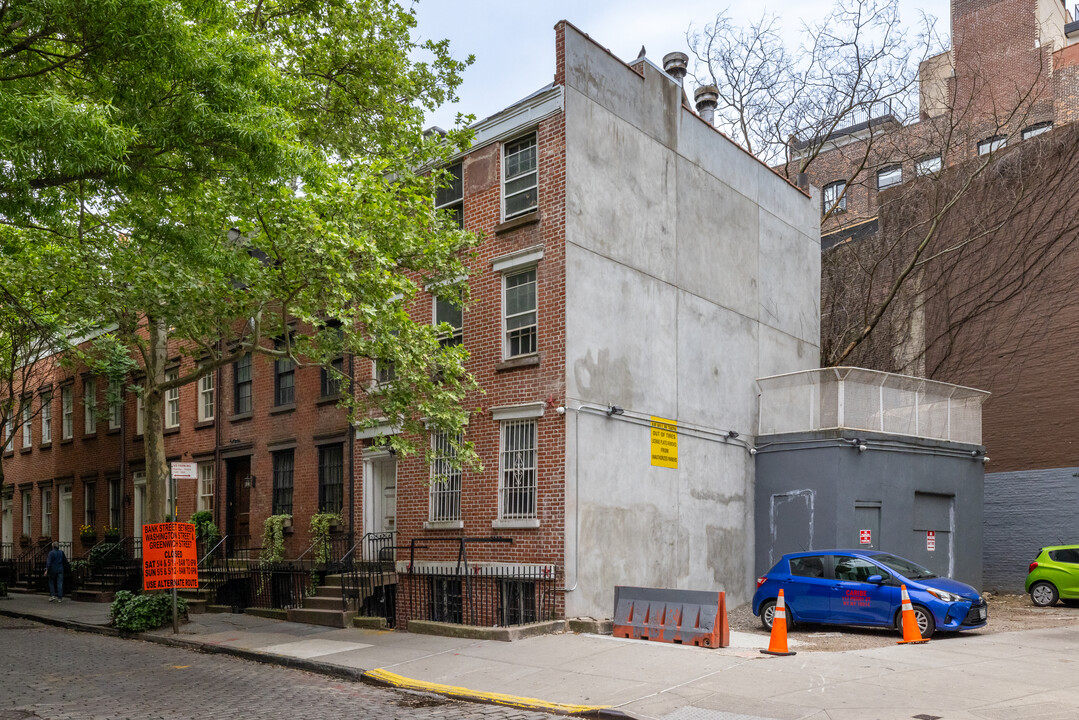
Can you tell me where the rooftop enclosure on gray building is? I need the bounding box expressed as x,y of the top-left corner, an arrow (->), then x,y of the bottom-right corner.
754,368 -> 989,590
557,24 -> 820,617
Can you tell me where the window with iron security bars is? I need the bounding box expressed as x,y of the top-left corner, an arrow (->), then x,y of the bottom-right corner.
272,449 -> 294,516
429,432 -> 462,522
499,419 -> 537,519
500,580 -> 538,626
318,444 -> 344,514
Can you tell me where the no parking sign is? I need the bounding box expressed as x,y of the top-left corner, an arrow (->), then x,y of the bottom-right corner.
859,529 -> 872,545
927,530 -> 936,551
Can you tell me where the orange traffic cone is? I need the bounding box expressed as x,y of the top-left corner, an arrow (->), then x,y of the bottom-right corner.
896,584 -> 930,645
761,589 -> 796,656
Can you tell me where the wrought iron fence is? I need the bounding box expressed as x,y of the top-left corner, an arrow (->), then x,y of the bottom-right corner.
404,563 -> 556,627
400,537 -> 556,628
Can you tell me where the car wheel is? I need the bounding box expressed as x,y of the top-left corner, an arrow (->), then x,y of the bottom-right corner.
1030,581 -> 1059,607
912,605 -> 936,638
759,599 -> 776,630
896,604 -> 936,639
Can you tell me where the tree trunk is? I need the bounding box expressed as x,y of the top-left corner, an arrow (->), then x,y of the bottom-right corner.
143,317 -> 170,526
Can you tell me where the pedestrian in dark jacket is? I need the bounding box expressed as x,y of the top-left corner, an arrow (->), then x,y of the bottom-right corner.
44,542 -> 66,602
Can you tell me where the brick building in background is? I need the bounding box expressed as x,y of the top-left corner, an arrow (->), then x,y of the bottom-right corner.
798,0 -> 1079,590
0,21 -> 820,624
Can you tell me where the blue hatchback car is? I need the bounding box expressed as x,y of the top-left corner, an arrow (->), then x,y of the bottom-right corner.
752,549 -> 987,638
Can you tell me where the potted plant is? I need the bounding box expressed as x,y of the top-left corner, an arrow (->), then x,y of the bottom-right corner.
80,524 -> 97,544
103,526 -> 121,543
309,512 -> 342,566
19,534 -> 30,548
260,514 -> 292,563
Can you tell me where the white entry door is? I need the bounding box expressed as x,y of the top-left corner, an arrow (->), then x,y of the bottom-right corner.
363,453 -> 396,559
133,471 -> 146,557
1,497 -> 11,557
58,485 -> 73,546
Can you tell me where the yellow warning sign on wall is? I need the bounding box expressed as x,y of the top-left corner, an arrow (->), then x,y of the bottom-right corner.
650,416 -> 678,468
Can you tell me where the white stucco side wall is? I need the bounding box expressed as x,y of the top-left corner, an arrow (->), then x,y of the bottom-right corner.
559,24 -> 820,618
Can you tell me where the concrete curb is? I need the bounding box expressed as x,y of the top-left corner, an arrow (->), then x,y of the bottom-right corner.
0,606 -> 632,717
362,668 -> 619,716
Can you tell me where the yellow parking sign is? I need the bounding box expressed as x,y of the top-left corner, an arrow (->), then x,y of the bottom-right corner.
650,416 -> 678,468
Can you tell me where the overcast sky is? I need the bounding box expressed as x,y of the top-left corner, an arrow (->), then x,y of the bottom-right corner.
413,0 -> 951,130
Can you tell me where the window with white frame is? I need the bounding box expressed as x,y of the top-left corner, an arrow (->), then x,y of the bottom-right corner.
40,393 -> 52,444
136,392 -> 145,436
3,416 -> 12,453
374,357 -> 396,385
41,487 -> 51,536
198,372 -> 214,422
822,180 -> 847,214
876,165 -> 902,190
502,132 -> 538,220
429,432 -> 462,522
21,401 -> 31,447
499,419 -> 537,520
61,386 -> 73,439
84,376 -> 97,435
22,490 -> 31,535
164,369 -> 180,429
434,293 -> 463,348
435,162 -> 464,229
916,154 -> 942,176
977,135 -> 1006,155
234,353 -> 252,414
197,462 -> 214,512
1022,121 -> 1052,140
107,378 -> 123,430
504,268 -> 537,358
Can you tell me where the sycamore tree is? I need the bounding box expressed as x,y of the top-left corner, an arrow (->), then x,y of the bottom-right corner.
1,0 -> 477,526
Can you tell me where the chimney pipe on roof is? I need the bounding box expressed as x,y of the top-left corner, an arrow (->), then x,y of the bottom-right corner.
662,52 -> 689,85
694,85 -> 719,126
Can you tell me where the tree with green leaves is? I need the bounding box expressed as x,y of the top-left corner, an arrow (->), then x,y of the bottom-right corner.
1,0 -> 478,527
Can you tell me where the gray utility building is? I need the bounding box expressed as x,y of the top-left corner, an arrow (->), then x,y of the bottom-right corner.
754,368 -> 989,589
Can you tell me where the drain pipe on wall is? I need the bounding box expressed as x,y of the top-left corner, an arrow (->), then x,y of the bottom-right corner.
558,402 -> 581,594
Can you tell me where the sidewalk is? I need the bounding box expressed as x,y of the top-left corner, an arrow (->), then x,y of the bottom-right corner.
3,592 -> 1079,720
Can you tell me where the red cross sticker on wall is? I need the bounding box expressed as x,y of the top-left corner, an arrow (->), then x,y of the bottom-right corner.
859,529 -> 872,545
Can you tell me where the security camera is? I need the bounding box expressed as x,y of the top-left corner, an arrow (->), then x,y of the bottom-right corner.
749,447 -> 757,456
857,443 -> 868,452
556,406 -> 566,415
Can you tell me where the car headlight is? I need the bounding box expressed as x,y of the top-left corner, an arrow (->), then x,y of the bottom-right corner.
926,588 -> 964,603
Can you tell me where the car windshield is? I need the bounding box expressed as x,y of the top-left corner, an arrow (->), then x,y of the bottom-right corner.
872,553 -> 937,579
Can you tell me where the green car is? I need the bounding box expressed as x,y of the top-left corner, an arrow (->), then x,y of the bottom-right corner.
1026,545 -> 1079,606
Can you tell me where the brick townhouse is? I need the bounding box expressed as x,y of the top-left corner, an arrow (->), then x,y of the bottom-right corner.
1,21 -> 820,624
794,0 -> 1079,590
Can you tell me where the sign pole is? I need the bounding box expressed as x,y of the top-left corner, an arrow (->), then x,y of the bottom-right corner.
171,472 -> 179,634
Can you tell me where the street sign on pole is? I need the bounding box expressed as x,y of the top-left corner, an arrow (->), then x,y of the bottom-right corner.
142,522 -> 198,634
170,462 -> 197,480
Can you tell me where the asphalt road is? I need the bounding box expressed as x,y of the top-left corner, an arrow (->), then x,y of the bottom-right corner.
0,616 -> 550,720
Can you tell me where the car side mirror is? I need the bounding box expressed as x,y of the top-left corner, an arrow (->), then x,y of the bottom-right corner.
867,574 -> 884,584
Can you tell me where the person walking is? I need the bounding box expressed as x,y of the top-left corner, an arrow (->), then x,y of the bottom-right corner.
44,541 -> 66,602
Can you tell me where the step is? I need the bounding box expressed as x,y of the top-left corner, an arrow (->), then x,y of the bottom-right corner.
302,595 -> 348,611
286,607 -> 357,628
72,589 -> 116,603
183,598 -> 208,614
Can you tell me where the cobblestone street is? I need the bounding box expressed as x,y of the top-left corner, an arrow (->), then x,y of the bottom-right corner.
0,617 -> 550,720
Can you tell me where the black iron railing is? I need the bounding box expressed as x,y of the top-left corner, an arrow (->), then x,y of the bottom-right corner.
340,532 -> 397,626
401,538 -> 556,628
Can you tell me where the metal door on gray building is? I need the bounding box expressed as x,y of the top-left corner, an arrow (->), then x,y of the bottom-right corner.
855,502 -> 881,550
912,492 -> 954,578
769,490 -> 814,566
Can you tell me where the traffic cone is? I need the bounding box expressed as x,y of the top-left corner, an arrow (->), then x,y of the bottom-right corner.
896,584 -> 930,645
761,589 -> 796,656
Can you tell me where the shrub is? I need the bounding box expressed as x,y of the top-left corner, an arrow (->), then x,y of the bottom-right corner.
260,514 -> 291,563
110,590 -> 187,632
